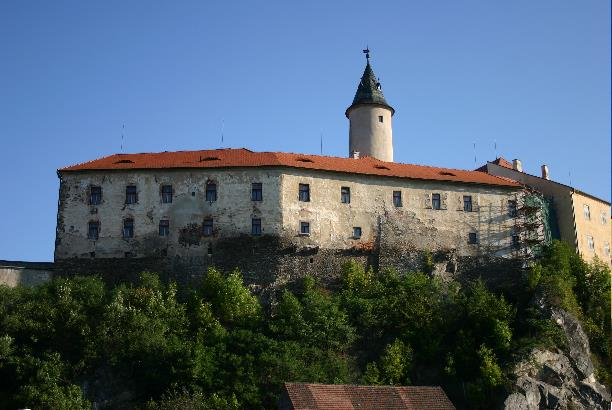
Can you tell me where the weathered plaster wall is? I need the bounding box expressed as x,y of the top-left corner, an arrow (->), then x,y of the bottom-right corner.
571,192 -> 611,264
348,105 -> 393,161
0,261 -> 53,287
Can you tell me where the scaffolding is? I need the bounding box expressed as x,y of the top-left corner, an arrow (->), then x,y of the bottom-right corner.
511,188 -> 554,260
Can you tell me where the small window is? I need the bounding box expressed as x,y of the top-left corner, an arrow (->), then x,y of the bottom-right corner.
161,185 -> 173,203
300,221 -> 310,235
508,200 -> 517,217
468,232 -> 478,245
125,185 -> 137,204
463,195 -> 473,212
123,218 -> 134,238
583,204 -> 590,220
88,221 -> 100,240
600,211 -> 607,225
90,186 -> 102,205
341,187 -> 351,204
512,235 -> 520,249
604,242 -> 610,255
251,183 -> 263,201
299,183 -> 310,202
587,235 -> 594,251
353,227 -> 362,239
159,219 -> 169,236
251,218 -> 262,236
206,183 -> 217,202
393,191 -> 402,207
432,193 -> 441,210
378,115 -> 383,123
203,219 -> 213,236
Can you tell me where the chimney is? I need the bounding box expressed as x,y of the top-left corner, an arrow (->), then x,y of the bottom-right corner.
541,164 -> 549,180
512,159 -> 523,172
351,151 -> 360,159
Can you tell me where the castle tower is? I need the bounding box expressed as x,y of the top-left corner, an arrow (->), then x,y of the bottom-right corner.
346,50 -> 395,162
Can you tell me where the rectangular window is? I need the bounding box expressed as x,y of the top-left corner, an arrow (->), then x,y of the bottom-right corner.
601,211 -> 607,225
90,186 -> 102,205
468,232 -> 478,245
512,235 -> 520,249
432,193 -> 441,210
88,221 -> 99,240
206,183 -> 217,202
159,219 -> 169,236
300,221 -> 310,235
123,218 -> 134,238
341,187 -> 351,204
378,115 -> 383,123
605,242 -> 610,255
251,183 -> 263,201
587,235 -> 594,251
203,219 -> 213,236
299,183 -> 310,202
353,227 -> 362,239
463,195 -> 473,212
583,204 -> 590,220
508,200 -> 517,217
251,218 -> 262,235
125,185 -> 137,204
161,185 -> 173,203
393,191 -> 402,207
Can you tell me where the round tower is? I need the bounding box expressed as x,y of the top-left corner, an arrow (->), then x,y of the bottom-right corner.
346,51 -> 395,162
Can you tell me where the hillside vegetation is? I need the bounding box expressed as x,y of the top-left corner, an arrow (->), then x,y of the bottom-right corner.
0,241 -> 609,409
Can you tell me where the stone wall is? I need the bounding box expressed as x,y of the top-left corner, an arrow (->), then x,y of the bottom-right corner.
0,261 -> 54,287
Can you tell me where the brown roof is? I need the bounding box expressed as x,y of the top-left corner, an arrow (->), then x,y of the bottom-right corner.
281,383 -> 455,410
59,148 -> 519,188
475,157 -> 514,172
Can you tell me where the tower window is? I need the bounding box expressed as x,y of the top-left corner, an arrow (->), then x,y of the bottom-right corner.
88,221 -> 100,240
393,191 -> 402,207
300,221 -> 310,235
251,183 -> 263,201
203,219 -> 213,236
159,219 -> 170,236
125,185 -> 138,204
206,183 -> 217,202
89,186 -> 102,205
123,218 -> 134,238
299,183 -> 310,202
378,115 -> 383,123
463,195 -> 473,212
353,227 -> 362,239
468,232 -> 478,245
341,187 -> 351,204
432,193 -> 441,210
252,218 -> 262,236
161,185 -> 173,203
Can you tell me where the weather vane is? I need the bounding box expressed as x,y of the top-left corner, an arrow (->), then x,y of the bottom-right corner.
363,46 -> 370,62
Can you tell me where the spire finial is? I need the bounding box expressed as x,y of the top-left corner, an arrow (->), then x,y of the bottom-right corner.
363,46 -> 370,62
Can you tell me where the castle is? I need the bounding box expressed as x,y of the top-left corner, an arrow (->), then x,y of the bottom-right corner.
52,53 -> 609,285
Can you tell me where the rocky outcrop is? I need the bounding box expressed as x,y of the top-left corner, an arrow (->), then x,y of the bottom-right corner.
503,309 -> 610,410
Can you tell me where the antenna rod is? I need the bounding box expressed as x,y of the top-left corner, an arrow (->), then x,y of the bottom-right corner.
121,124 -> 125,152
320,132 -> 323,155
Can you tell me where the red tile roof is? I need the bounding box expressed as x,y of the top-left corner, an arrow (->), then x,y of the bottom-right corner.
281,383 -> 455,410
475,157 -> 514,172
59,148 -> 519,188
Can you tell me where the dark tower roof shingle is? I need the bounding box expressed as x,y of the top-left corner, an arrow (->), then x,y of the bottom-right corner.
346,62 -> 395,117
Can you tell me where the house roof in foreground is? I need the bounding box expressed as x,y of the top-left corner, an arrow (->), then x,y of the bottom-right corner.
282,382 -> 455,410
59,148 -> 520,188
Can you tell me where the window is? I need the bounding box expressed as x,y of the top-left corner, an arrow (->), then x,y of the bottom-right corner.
601,211 -> 607,225
341,187 -> 351,204
161,185 -> 173,203
123,218 -> 134,238
206,183 -> 217,202
299,183 -> 310,202
90,186 -> 102,205
512,235 -> 520,249
88,221 -> 99,240
125,185 -> 137,204
463,195 -> 473,212
203,219 -> 213,236
605,242 -> 610,255
468,232 -> 478,245
432,193 -> 441,210
587,235 -> 594,251
159,219 -> 169,236
378,115 -> 383,123
583,204 -> 590,220
251,183 -> 263,201
353,227 -> 362,239
393,191 -> 402,207
300,221 -> 310,235
508,200 -> 517,217
252,218 -> 262,235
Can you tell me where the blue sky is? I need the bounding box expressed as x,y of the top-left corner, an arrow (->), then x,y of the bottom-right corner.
0,1 -> 609,261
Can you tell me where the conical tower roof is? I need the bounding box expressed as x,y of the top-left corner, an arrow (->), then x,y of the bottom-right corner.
345,61 -> 395,117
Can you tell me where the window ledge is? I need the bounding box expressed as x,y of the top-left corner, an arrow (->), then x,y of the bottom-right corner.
299,233 -> 310,236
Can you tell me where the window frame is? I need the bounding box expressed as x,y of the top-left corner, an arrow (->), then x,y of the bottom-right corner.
205,183 -> 217,202
159,219 -> 170,237
393,191 -> 402,207
299,183 -> 310,202
587,235 -> 595,251
300,221 -> 310,235
353,227 -> 362,239
583,204 -> 590,220
88,221 -> 100,240
463,195 -> 473,212
468,232 -> 478,245
341,187 -> 351,204
202,218 -> 214,236
432,193 -> 441,210
600,211 -> 607,225
508,200 -> 518,217
378,115 -> 383,123
251,183 -> 263,201
251,218 -> 262,236
161,185 -> 173,204
125,185 -> 138,204
89,186 -> 102,205
122,218 -> 134,238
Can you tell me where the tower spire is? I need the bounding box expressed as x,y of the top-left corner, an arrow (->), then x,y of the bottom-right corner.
363,46 -> 370,62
